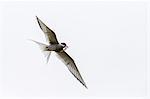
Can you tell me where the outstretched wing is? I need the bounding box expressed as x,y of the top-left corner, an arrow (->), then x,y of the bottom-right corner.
36,16 -> 59,44
56,51 -> 87,88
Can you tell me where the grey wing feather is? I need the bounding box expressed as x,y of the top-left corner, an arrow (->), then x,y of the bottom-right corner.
36,16 -> 59,44
56,51 -> 87,88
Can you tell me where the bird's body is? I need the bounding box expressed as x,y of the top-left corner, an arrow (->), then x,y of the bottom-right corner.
46,44 -> 64,52
31,16 -> 87,88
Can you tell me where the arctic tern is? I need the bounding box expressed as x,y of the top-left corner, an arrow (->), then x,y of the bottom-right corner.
31,16 -> 87,88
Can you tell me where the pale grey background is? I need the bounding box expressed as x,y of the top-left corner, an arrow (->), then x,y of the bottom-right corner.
0,2 -> 147,98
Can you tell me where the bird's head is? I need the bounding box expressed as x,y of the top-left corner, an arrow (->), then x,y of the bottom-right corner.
61,43 -> 68,50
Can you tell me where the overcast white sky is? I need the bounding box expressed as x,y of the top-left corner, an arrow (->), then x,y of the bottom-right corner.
0,1 -> 148,98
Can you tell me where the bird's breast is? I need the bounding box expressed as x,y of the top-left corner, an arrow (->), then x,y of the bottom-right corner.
48,44 -> 63,52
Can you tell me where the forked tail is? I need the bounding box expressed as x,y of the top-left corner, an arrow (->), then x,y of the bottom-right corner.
29,39 -> 51,63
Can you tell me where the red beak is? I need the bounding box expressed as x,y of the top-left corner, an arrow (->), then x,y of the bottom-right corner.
64,46 -> 68,50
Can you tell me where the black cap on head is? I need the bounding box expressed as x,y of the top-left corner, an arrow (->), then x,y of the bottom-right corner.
61,43 -> 66,47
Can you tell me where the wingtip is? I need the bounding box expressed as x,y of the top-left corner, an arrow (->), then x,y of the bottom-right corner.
36,16 -> 38,19
36,16 -> 43,29
85,85 -> 88,89
83,83 -> 88,89
36,16 -> 40,22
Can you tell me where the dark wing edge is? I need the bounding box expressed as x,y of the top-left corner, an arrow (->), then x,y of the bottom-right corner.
56,51 -> 88,89
36,16 -> 59,44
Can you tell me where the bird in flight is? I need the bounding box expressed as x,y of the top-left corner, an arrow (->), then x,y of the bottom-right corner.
31,16 -> 87,88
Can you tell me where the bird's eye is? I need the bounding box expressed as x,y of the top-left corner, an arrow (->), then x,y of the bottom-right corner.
46,47 -> 48,48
